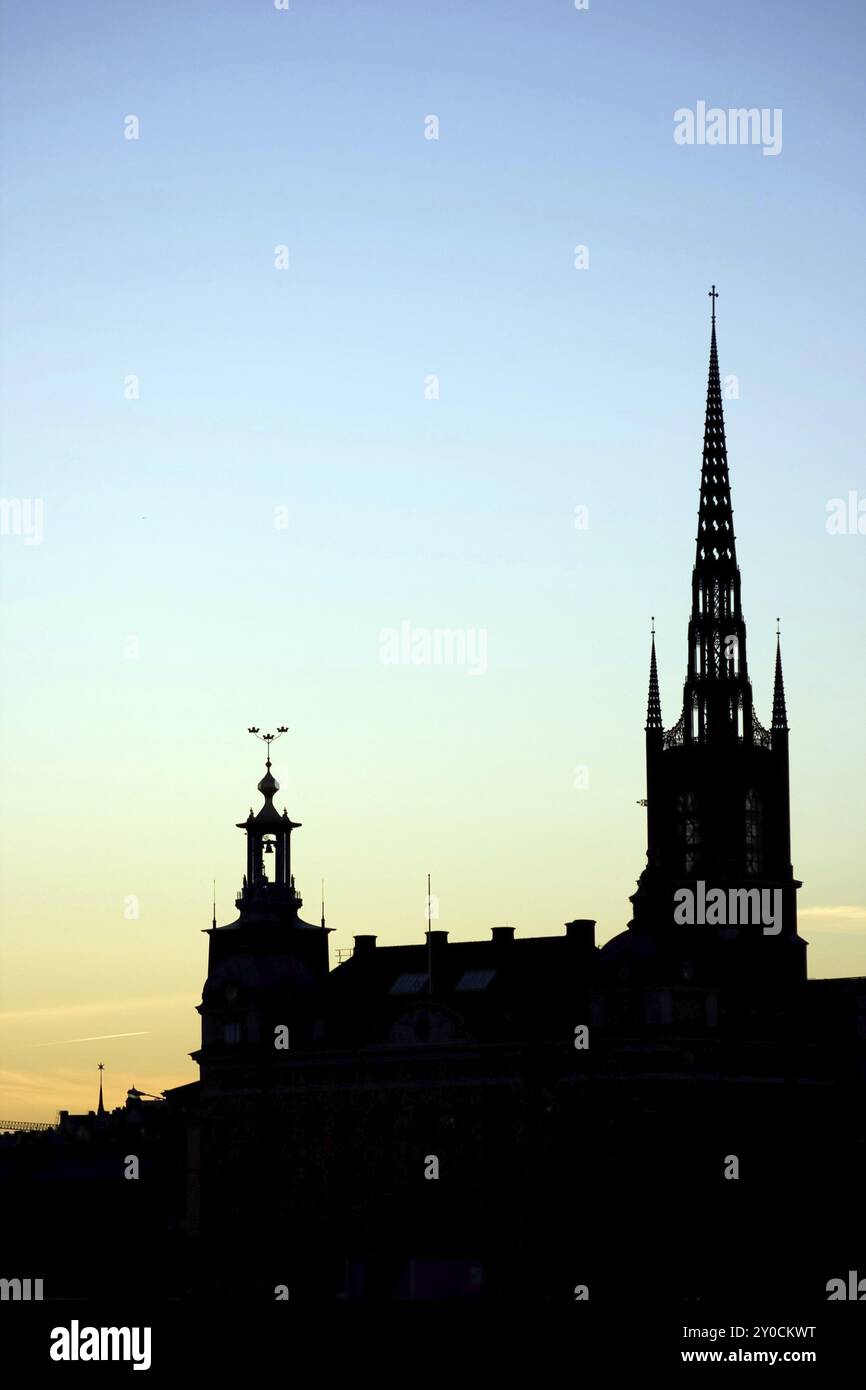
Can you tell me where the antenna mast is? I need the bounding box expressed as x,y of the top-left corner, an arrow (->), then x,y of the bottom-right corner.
426,871 -> 433,995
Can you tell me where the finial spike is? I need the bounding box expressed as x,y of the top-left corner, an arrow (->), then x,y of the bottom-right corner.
709,283 -> 718,325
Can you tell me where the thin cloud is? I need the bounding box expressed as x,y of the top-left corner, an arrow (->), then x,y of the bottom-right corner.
24,1031 -> 151,1049
799,906 -> 866,930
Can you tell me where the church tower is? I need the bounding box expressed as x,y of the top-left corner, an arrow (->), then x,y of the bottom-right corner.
629,290 -> 805,982
193,730 -> 331,1089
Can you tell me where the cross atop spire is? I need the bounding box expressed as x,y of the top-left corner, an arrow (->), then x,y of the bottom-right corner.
709,283 -> 718,324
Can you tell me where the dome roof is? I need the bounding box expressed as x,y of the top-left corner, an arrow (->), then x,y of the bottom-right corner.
202,951 -> 314,1001
258,767 -> 279,798
598,927 -> 664,981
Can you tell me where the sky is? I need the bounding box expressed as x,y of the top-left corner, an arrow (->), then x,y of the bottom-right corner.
1,0 -> 864,1120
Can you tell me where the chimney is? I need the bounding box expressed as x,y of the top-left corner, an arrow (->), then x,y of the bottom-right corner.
565,919 -> 596,952
491,926 -> 515,944
427,930 -> 448,946
353,934 -> 377,955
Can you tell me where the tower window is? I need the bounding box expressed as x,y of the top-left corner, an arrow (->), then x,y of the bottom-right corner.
677,791 -> 701,874
745,789 -> 763,875
223,1022 -> 241,1045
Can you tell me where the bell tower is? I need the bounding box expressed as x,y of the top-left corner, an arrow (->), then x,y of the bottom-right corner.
236,727 -> 305,926
192,728 -> 331,1089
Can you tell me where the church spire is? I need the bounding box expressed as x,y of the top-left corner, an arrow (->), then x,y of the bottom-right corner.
630,291 -> 802,964
97,1062 -> 105,1117
646,619 -> 662,730
679,286 -> 753,745
772,622 -> 788,731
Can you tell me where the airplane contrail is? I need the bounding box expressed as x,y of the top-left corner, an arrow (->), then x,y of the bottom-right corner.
25,1031 -> 151,1048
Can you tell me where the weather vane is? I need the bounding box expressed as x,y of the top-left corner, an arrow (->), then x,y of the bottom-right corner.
247,726 -> 289,768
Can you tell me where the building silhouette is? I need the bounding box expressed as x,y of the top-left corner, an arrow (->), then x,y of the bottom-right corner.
4,294 -> 864,1304
172,293 -> 863,1301
619,286 -> 805,986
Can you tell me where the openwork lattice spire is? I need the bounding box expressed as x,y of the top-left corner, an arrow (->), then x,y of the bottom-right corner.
646,623 -> 662,730
696,285 -> 736,568
772,627 -> 788,731
678,287 -> 753,746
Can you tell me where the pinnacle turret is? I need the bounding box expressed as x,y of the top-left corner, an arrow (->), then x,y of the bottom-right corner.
646,624 -> 663,730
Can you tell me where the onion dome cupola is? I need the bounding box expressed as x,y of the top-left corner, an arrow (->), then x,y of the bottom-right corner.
234,727 -> 311,927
